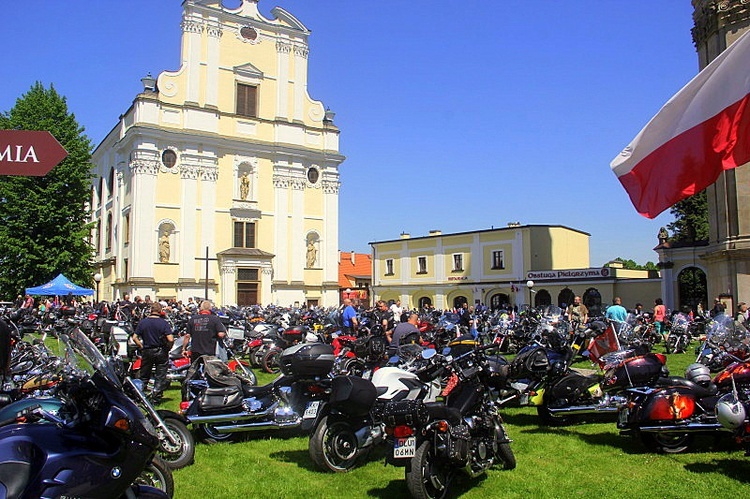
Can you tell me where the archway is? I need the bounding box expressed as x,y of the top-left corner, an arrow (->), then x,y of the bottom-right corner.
535,289 -> 552,308
453,295 -> 468,310
490,293 -> 510,310
418,296 -> 432,310
558,288 -> 574,309
582,288 -> 602,317
678,266 -> 707,312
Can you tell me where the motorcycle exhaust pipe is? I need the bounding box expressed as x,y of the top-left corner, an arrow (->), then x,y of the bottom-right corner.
210,419 -> 302,433
546,405 -> 619,415
186,401 -> 279,424
636,422 -> 728,433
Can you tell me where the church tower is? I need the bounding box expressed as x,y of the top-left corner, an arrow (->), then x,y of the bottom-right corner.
91,0 -> 344,306
692,0 -> 750,308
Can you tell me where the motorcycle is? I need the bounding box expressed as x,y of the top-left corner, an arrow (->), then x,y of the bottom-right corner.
384,344 -> 515,499
180,342 -> 334,443
617,359 -> 750,453
0,325 -> 172,498
307,348 -> 445,473
665,312 -> 692,354
695,313 -> 750,372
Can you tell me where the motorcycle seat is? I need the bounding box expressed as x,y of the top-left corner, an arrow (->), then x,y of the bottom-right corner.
242,383 -> 274,398
423,402 -> 463,426
656,377 -> 718,398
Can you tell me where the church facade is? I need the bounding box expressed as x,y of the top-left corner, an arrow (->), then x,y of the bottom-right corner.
90,0 -> 344,306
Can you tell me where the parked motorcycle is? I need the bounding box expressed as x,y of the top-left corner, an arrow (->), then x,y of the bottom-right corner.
695,313 -> 749,371
385,344 -> 515,499
180,343 -> 334,443
0,325 -> 172,498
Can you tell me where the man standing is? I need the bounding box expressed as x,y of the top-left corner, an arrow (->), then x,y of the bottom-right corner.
605,297 -> 628,335
184,300 -> 226,362
388,312 -> 421,356
341,298 -> 358,335
567,296 -> 588,330
390,300 -> 403,325
132,302 -> 173,403
373,300 -> 393,337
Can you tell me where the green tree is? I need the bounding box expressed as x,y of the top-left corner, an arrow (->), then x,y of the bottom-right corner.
666,190 -> 708,243
605,258 -> 658,271
0,82 -> 93,299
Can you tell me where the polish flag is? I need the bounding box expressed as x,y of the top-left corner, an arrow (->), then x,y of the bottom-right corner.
611,29 -> 750,218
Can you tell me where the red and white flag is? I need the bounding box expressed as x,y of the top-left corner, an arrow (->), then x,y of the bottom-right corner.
611,30 -> 750,218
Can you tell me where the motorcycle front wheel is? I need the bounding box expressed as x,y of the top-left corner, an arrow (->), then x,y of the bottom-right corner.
406,440 -> 455,499
309,416 -> 366,472
134,456 -> 174,498
492,416 -> 516,470
158,417 -> 195,469
262,347 -> 283,374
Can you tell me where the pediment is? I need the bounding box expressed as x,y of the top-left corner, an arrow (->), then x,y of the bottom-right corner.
234,62 -> 264,80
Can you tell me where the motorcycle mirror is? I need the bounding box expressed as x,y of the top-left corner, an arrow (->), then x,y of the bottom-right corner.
388,355 -> 400,364
421,348 -> 436,360
442,347 -> 452,356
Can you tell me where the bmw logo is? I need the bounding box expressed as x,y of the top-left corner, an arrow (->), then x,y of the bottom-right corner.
111,467 -> 122,479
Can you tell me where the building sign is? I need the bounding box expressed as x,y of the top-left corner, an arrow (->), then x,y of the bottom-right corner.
526,268 -> 610,281
0,130 -> 67,176
447,276 -> 468,281
341,289 -> 368,300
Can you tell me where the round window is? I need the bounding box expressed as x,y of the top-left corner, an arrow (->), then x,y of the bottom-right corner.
240,26 -> 258,41
307,167 -> 319,184
162,150 -> 177,169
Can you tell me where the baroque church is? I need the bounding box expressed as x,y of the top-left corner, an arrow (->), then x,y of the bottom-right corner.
90,0 -> 344,306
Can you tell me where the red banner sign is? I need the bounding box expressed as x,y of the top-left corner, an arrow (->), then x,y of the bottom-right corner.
0,130 -> 68,176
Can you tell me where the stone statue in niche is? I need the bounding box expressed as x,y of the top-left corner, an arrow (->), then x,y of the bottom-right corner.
159,230 -> 170,263
306,239 -> 317,268
239,172 -> 250,200
658,227 -> 669,245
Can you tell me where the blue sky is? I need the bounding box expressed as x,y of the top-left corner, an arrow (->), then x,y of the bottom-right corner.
0,1 -> 698,266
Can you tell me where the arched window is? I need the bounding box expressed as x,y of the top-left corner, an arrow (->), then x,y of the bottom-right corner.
558,288 -> 575,309
105,213 -> 112,251
453,296 -> 468,310
582,288 -> 602,317
108,167 -> 115,197
535,289 -> 552,308
418,297 -> 432,309
490,293 -> 510,310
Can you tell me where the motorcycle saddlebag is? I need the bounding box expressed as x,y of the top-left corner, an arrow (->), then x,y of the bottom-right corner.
510,346 -> 549,378
329,375 -> 377,416
436,423 -> 470,465
381,399 -> 429,428
199,386 -> 243,412
548,371 -> 596,405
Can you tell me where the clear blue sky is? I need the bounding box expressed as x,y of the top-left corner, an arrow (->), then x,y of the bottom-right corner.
0,1 -> 698,266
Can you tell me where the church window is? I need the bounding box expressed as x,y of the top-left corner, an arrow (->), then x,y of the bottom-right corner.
162,149 -> 177,169
236,83 -> 258,118
234,221 -> 256,248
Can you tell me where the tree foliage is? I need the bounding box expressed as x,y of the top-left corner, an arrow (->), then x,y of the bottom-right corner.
666,190 -> 708,243
0,82 -> 93,299
605,258 -> 658,271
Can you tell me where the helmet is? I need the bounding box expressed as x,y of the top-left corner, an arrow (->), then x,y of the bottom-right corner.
685,363 -> 711,387
715,392 -> 746,430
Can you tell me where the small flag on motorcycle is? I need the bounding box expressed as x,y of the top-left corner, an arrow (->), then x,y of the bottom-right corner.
587,323 -> 621,367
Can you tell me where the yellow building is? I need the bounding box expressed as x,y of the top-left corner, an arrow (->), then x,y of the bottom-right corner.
91,0 -> 344,306
371,225 -> 660,315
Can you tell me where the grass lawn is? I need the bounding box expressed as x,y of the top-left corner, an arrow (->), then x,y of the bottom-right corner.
161,351 -> 750,498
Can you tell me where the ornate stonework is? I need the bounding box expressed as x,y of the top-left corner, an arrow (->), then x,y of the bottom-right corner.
273,174 -> 290,189
693,0 -> 750,47
290,177 -> 306,190
180,164 -> 201,180
293,45 -> 309,58
206,23 -> 223,38
322,179 -> 340,194
130,160 -> 159,176
201,166 -> 219,182
181,19 -> 204,34
276,41 -> 292,53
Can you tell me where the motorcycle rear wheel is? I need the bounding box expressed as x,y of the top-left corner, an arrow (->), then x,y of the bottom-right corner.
309,416 -> 367,472
406,440 -> 455,499
134,456 -> 174,498
158,417 -> 195,470
262,347 -> 283,374
639,431 -> 694,453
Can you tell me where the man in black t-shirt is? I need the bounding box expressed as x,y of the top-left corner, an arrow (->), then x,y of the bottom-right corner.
132,302 -> 173,402
184,300 -> 226,362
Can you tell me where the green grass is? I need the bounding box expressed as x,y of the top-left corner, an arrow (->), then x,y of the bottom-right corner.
161,351 -> 750,498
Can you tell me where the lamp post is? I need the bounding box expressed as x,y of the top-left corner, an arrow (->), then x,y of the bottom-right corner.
526,280 -> 535,308
93,273 -> 102,305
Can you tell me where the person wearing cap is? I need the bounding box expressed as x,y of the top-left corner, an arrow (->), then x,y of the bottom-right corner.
132,302 -> 174,403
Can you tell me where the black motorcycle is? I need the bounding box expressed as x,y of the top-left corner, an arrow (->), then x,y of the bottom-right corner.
180,342 -> 335,442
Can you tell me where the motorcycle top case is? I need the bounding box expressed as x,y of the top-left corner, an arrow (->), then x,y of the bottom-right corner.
602,353 -> 666,392
279,342 -> 335,378
510,346 -> 550,378
329,375 -> 378,416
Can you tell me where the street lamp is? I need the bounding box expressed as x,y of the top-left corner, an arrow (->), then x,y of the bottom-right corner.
94,273 -> 102,305
526,280 -> 535,308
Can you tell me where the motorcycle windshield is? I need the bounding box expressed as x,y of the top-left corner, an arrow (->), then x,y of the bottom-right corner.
63,328 -> 123,389
705,313 -> 739,345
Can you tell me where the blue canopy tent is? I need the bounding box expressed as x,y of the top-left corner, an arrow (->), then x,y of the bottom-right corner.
25,273 -> 94,296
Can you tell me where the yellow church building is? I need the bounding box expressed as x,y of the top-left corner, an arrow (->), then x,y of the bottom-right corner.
90,0 -> 344,306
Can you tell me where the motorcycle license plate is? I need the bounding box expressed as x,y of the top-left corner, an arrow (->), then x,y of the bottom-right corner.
393,436 -> 416,458
303,401 -> 320,419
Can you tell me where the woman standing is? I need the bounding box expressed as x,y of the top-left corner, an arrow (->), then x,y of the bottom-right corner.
653,298 -> 667,343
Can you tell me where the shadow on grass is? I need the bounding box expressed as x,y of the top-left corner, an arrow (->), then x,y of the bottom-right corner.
268,448 -> 318,472
366,473 -> 487,498
684,458 -> 750,484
